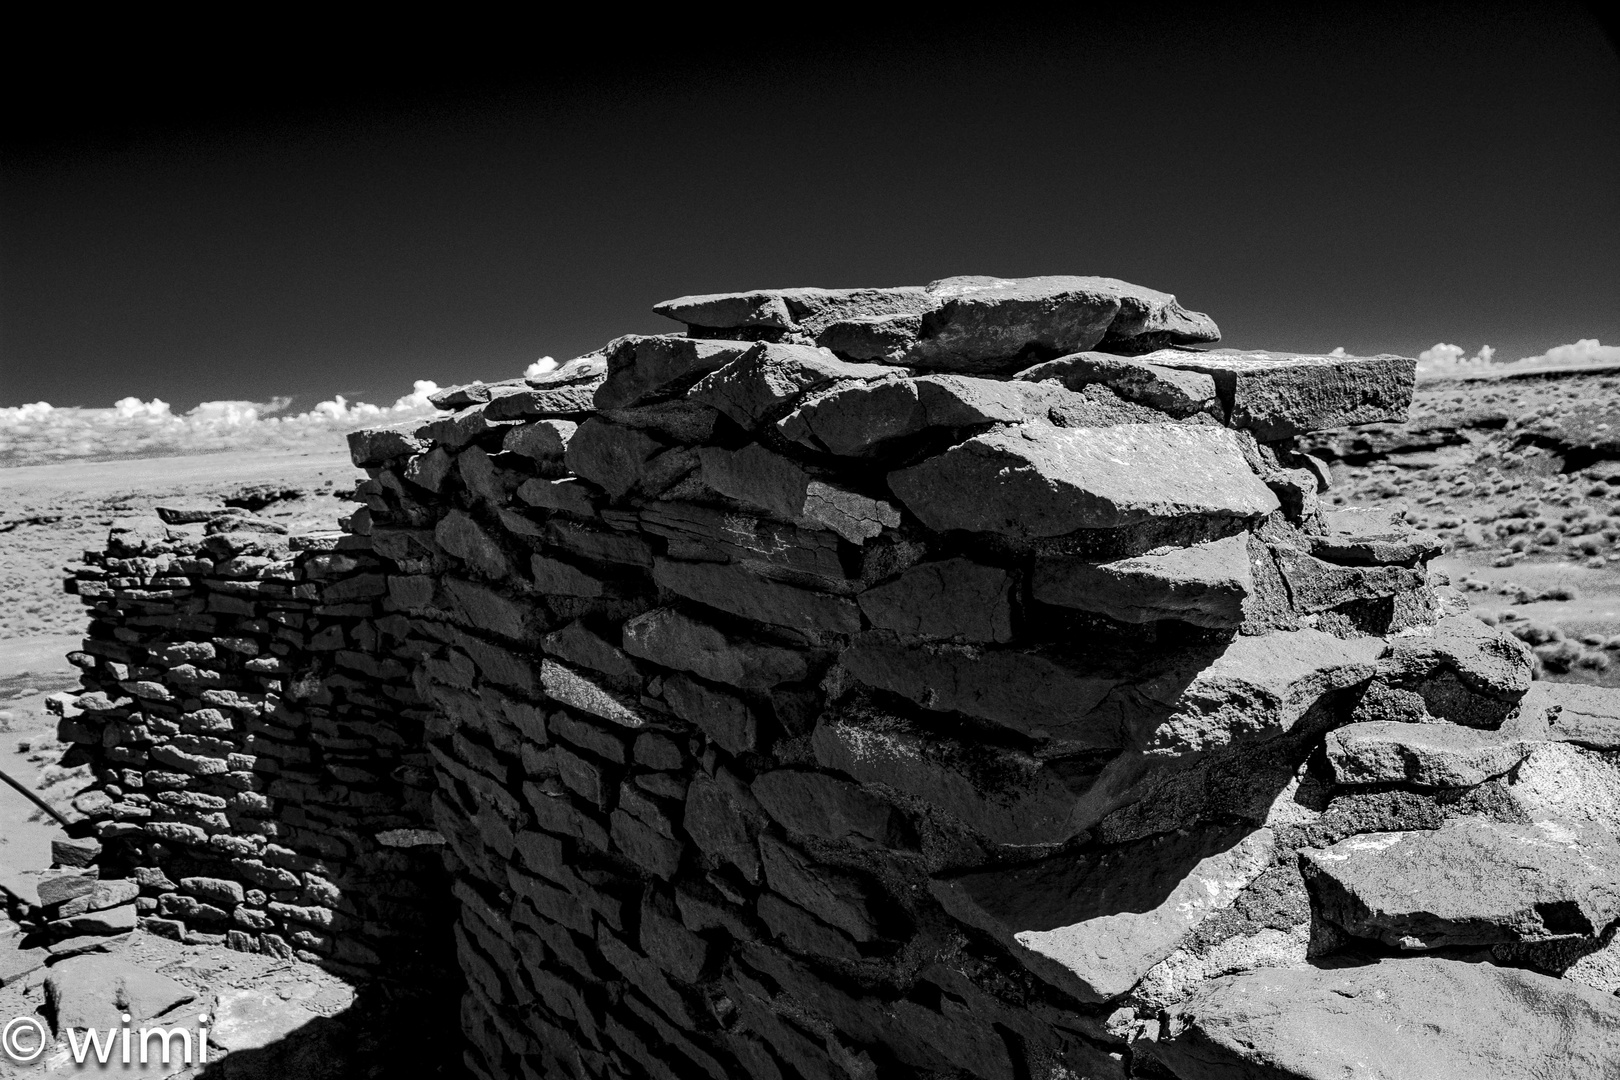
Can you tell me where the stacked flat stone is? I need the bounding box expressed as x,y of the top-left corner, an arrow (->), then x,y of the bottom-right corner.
334,274 -> 1616,1079
56,507 -> 452,982
48,273 -> 1620,1078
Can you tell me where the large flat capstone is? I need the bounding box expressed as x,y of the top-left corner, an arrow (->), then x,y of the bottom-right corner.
1137,348 -> 1417,440
932,826 -> 1274,1002
652,275 -> 1220,371
1301,818 -> 1620,948
887,424 -> 1278,540
1154,957 -> 1620,1080
1325,720 -> 1539,788
1032,533 -> 1254,628
44,955 -> 196,1033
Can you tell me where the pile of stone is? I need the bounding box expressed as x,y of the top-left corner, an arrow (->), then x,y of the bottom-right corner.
0,834 -> 126,978
336,274 -> 1619,1079
57,506 -> 453,982
53,273 -> 1620,1079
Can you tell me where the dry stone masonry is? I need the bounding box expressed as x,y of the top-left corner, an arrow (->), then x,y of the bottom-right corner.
41,274 -> 1620,1079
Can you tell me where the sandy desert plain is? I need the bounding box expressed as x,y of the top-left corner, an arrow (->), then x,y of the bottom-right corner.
0,363 -> 1617,1076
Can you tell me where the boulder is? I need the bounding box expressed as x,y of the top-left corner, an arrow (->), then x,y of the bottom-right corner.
777,373 -> 1054,456
1154,957 -> 1620,1080
1138,348 -> 1417,440
752,770 -> 911,849
856,558 -> 1014,643
932,826 -> 1274,1002
1032,533 -> 1253,628
1301,818 -> 1620,948
904,276 -> 1218,371
1014,351 -> 1220,419
593,336 -> 753,410
811,701 -> 1106,846
502,419 -> 578,460
562,418 -> 670,499
347,421 -> 427,467
434,510 -> 511,579
1523,681 -> 1620,750
44,955 -> 196,1033
622,608 -> 810,689
651,557 -> 862,634
1380,615 -> 1535,726
652,276 -> 1220,370
888,424 -> 1278,540
1136,629 -> 1384,754
839,638 -> 1121,747
689,342 -> 891,428
1312,506 -> 1444,567
696,444 -> 902,544
1325,720 -> 1539,788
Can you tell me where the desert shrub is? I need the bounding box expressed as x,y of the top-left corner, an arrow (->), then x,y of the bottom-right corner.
1510,621 -> 1563,645
1534,639 -> 1583,673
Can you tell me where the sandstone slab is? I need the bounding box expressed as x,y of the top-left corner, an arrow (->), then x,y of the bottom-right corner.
1301,818 -> 1620,948
594,336 -> 752,410
652,557 -> 862,634
1154,957 -> 1620,1080
933,826 -> 1274,1002
1014,351 -> 1220,419
689,342 -> 890,429
1325,720 -> 1539,788
812,703 -> 1104,846
752,770 -> 910,849
777,373 -> 1053,457
1523,681 -> 1620,750
1032,533 -> 1253,628
1312,506 -> 1444,567
888,424 -> 1278,540
622,608 -> 810,689
697,443 -> 901,544
840,638 -> 1121,747
45,955 -> 196,1033
1381,615 -> 1535,725
856,558 -> 1014,642
1139,348 -> 1417,440
1137,629 -> 1383,754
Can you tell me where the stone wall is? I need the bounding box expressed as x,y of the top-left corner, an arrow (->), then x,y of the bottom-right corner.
55,275 -> 1620,1078
56,508 -> 452,982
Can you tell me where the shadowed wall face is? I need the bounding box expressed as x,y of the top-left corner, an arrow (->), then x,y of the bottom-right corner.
4,4 -> 1618,412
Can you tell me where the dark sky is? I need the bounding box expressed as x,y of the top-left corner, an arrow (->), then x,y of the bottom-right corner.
3,4 -> 1617,411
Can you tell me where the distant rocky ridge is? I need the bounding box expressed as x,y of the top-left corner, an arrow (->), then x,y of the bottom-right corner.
35,275 -> 1620,1079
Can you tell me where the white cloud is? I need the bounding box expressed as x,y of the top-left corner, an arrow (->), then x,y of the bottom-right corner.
0,380 -> 445,467
1416,338 -> 1620,380
525,356 -> 558,378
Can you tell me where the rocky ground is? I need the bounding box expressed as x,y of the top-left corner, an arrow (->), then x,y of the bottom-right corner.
1311,365 -> 1620,686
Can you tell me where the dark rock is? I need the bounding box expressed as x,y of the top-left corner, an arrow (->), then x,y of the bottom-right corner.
1155,957 -> 1620,1080
652,557 -> 862,635
562,418 -> 669,499
811,700 -> 1105,846
888,424 -> 1278,540
530,554 -> 611,598
594,336 -> 753,410
1270,543 -> 1428,613
696,444 -> 904,545
839,638 -> 1121,746
856,558 -> 1014,643
662,674 -> 757,753
933,826 -> 1274,1002
545,620 -> 637,679
1140,348 -> 1418,440
1032,533 -> 1252,628
1301,818 -> 1620,948
622,608 -> 810,689
752,770 -> 910,849
683,773 -> 762,882
759,836 -> 879,942
502,419 -> 578,460
777,373 -> 1056,456
689,342 -> 891,429
348,422 -> 428,467
434,510 -> 511,578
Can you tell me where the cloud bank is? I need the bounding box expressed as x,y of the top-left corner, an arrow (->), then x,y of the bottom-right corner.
0,382 -> 443,467
1415,338 -> 1620,380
